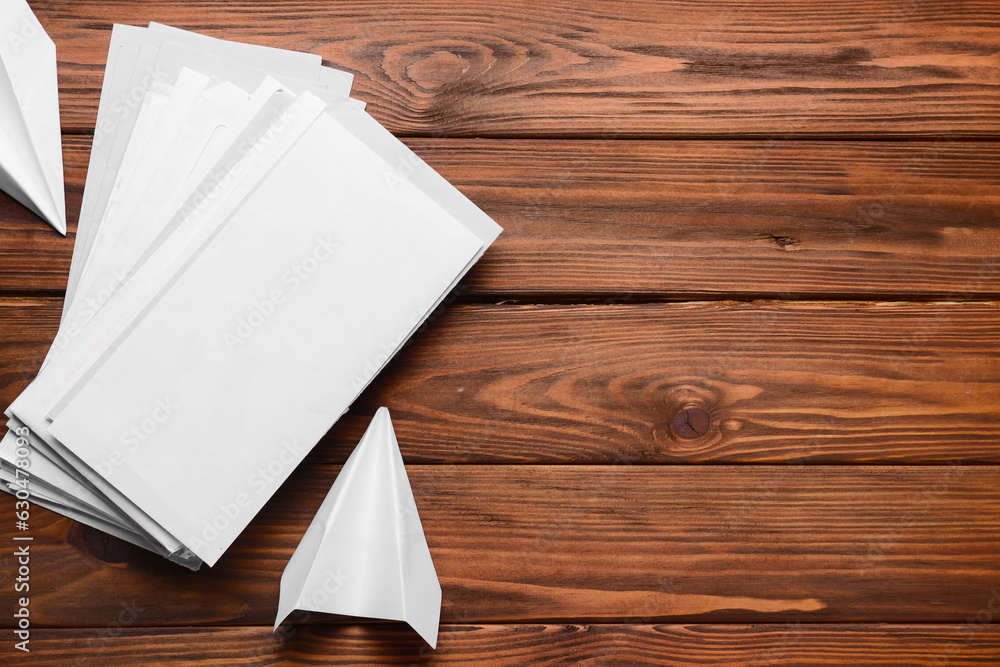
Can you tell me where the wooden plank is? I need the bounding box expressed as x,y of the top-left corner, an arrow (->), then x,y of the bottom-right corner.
2,139 -> 999,298
0,298 -> 57,416
31,1 -> 1000,137
0,465 -> 996,627
5,624 -> 1000,665
3,300 -> 998,463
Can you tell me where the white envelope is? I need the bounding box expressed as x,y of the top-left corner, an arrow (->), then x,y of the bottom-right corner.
276,408 -> 441,648
48,109 -> 484,565
147,22 -> 354,98
12,87 -> 324,434
64,23 -> 336,310
35,70 -> 502,435
67,44 -> 362,328
0,0 -> 65,233
67,70 -> 251,333
8,89 -> 328,562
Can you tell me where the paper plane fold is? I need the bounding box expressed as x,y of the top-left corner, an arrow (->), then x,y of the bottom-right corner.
275,407 -> 442,648
0,0 -> 66,234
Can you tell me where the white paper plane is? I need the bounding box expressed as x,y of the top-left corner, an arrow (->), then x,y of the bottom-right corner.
274,408 -> 442,648
0,0 -> 66,233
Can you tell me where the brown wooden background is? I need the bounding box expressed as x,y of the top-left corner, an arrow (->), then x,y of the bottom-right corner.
1,0 -> 999,664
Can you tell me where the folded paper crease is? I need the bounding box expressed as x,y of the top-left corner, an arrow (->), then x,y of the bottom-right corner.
0,0 -> 66,233
275,408 -> 442,648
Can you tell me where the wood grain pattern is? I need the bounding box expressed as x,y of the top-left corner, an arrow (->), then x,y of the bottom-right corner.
3,299 -> 997,463
1,1 -> 996,660
4,624 -> 999,665
0,465 -> 996,627
29,0 -> 1000,137
2,139 -> 999,298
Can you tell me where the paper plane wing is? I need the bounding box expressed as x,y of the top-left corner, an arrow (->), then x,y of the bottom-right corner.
275,407 -> 442,648
0,0 -> 66,234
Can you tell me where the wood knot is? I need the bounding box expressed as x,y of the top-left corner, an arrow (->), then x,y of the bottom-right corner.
757,233 -> 802,251
381,40 -> 494,98
406,50 -> 472,89
74,524 -> 136,564
671,407 -> 711,439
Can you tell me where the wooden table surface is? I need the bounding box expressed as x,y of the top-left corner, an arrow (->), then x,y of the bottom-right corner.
1,1 -> 999,664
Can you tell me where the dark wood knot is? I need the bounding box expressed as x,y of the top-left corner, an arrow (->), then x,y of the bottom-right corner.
77,524 -> 136,564
671,407 -> 711,439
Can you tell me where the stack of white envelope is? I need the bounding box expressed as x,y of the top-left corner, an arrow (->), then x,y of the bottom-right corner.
2,23 -> 501,570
